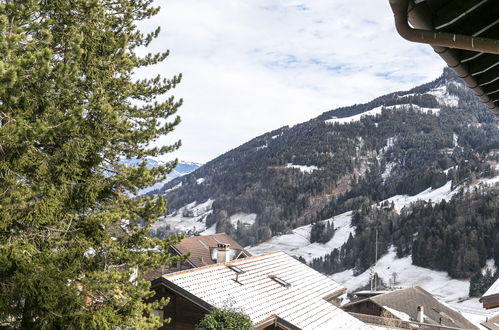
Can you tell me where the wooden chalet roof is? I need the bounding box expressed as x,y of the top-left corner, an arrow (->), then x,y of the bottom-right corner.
346,286 -> 477,329
171,233 -> 251,267
484,278 -> 499,298
153,252 -> 373,329
481,313 -> 499,330
388,0 -> 499,114
481,277 -> 499,309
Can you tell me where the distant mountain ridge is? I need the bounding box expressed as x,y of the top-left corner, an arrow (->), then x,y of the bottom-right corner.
151,68 -> 499,321
153,67 -> 498,282
120,158 -> 201,195
318,67 -> 461,120
156,67 -> 498,238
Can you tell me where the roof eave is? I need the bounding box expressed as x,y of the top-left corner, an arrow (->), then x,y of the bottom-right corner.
388,0 -> 499,115
151,277 -> 213,312
170,244 -> 198,268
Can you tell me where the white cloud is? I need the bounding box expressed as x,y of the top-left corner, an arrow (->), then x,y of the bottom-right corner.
137,0 -> 445,163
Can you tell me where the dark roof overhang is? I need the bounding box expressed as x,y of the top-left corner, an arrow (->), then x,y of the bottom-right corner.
151,276 -> 301,329
388,0 -> 499,115
151,277 -> 213,312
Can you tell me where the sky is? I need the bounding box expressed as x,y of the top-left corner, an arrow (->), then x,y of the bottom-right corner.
138,0 -> 445,164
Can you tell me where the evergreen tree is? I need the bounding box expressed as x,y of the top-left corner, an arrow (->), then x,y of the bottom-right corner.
0,0 -> 181,328
196,309 -> 253,330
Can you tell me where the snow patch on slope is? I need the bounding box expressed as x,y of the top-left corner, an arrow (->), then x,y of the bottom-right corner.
286,163 -> 319,174
200,223 -> 217,236
229,213 -> 257,228
383,176 -> 499,214
325,103 -> 440,125
325,106 -> 384,125
427,85 -> 459,107
153,199 -> 214,234
384,104 -> 440,115
385,181 -> 455,212
248,211 -> 354,262
483,259 -> 496,276
164,182 -> 182,194
381,137 -> 396,154
381,162 -> 396,182
480,171 -> 499,186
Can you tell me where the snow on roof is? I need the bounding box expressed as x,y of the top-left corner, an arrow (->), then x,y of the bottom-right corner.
365,287 -> 476,329
483,278 -> 499,297
161,251 -> 373,329
383,306 -> 411,322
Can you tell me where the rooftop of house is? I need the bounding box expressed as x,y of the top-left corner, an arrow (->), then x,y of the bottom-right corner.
153,251 -> 373,330
171,233 -> 251,268
481,312 -> 499,330
483,278 -> 499,298
345,286 -> 477,329
481,277 -> 499,310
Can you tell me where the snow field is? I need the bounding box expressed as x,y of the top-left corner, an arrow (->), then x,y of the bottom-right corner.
286,163 -> 319,174
248,212 -> 355,262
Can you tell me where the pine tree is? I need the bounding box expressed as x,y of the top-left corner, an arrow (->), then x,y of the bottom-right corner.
196,308 -> 253,330
0,0 -> 182,328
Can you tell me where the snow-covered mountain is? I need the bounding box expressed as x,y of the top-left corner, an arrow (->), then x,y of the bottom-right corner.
120,158 -> 201,195
151,68 -> 499,325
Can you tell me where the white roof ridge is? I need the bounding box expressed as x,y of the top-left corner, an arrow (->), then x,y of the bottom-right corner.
162,251 -> 284,278
159,251 -> 372,329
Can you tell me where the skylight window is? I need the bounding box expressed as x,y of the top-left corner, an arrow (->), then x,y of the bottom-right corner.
197,239 -> 209,249
270,275 -> 291,288
227,265 -> 244,274
432,307 -> 442,314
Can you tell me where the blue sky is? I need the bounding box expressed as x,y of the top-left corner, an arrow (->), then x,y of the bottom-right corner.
139,0 -> 445,163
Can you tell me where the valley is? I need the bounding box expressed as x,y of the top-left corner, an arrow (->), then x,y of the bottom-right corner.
150,68 -> 499,327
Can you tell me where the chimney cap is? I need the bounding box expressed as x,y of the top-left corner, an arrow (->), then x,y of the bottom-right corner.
217,243 -> 230,250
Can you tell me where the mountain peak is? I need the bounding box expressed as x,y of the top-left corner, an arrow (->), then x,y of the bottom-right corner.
437,66 -> 463,85
316,68 -> 469,121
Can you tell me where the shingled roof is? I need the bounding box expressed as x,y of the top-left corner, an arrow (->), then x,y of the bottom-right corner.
388,0 -> 499,115
484,278 -> 499,298
171,233 -> 251,267
481,277 -> 499,309
346,286 -> 477,329
152,251 -> 373,329
481,313 -> 499,330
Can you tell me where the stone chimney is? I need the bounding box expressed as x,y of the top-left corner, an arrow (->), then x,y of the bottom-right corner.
216,243 -> 231,263
417,305 -> 424,323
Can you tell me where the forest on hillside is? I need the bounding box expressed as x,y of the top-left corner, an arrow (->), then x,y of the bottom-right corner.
154,69 -> 499,283
309,183 -> 499,295
156,69 -> 499,246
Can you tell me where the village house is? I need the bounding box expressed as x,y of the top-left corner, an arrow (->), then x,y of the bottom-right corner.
170,233 -> 251,268
481,278 -> 499,310
148,251 -> 374,329
144,233 -> 251,280
480,278 -> 499,330
343,286 -> 477,329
